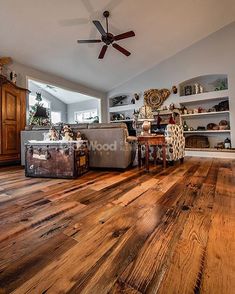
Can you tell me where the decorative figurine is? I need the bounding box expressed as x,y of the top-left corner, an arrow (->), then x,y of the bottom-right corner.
76,131 -> 82,141
181,106 -> 188,114
132,110 -> 139,130
48,127 -> 59,141
172,85 -> 178,94
131,97 -> 136,104
193,83 -> 200,94
134,93 -> 140,101
198,107 -> 203,113
62,125 -> 74,141
10,71 -> 17,84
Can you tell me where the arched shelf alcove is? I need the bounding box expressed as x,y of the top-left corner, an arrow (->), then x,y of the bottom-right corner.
179,74 -> 228,97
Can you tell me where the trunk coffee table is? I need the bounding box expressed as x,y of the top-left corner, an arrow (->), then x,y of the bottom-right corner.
25,140 -> 89,179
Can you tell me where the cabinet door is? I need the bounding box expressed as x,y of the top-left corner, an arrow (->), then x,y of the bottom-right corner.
1,84 -> 21,155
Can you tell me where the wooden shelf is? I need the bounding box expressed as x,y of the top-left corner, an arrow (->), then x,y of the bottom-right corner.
179,89 -> 229,105
185,147 -> 235,152
152,109 -> 181,115
181,110 -> 229,118
109,104 -> 136,112
184,130 -> 231,134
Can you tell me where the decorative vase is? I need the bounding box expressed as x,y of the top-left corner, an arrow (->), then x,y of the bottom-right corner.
199,85 -> 204,93
142,120 -> 151,135
183,121 -> 188,131
172,85 -> 178,94
194,83 -> 200,94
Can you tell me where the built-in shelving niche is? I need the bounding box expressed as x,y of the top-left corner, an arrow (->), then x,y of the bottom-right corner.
179,74 -> 233,154
109,93 -> 142,122
179,74 -> 228,97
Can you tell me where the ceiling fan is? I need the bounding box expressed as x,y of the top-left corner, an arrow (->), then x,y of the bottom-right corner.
77,11 -> 135,59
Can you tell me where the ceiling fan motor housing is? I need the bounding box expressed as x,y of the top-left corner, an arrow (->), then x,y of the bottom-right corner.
102,33 -> 114,45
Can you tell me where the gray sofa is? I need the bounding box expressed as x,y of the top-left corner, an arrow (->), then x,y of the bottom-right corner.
21,123 -> 136,169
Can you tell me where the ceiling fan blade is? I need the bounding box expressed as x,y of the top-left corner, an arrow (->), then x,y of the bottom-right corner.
93,20 -> 107,36
114,31 -> 135,41
87,27 -> 99,47
77,39 -> 101,43
112,43 -> 131,56
98,45 -> 108,59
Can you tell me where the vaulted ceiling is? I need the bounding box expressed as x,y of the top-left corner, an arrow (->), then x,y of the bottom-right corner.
0,0 -> 235,92
29,80 -> 98,104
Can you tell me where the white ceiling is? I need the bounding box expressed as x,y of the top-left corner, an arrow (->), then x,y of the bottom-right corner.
0,0 -> 235,93
29,80 -> 97,104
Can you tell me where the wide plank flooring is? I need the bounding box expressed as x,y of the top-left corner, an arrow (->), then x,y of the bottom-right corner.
0,157 -> 234,294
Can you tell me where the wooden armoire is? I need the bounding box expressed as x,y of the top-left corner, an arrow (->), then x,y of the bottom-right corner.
0,75 -> 29,165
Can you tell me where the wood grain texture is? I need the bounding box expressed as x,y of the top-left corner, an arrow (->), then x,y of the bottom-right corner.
0,81 -> 27,164
0,158 -> 234,294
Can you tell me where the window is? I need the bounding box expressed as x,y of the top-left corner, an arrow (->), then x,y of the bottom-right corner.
28,94 -> 62,124
74,109 -> 98,123
51,111 -> 62,124
28,94 -> 50,109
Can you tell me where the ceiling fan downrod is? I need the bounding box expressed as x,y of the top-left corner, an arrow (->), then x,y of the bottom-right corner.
103,10 -> 109,34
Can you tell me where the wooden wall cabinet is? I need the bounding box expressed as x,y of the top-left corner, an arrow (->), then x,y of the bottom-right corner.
0,75 -> 28,165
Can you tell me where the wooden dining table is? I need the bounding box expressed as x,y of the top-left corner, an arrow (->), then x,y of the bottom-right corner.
137,135 -> 166,172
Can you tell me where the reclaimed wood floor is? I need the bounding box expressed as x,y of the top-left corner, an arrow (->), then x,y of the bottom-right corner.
0,157 -> 234,294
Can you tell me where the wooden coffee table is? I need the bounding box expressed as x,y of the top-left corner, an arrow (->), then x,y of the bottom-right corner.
137,135 -> 166,172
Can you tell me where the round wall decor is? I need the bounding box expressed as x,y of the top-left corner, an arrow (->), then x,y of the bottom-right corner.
144,89 -> 171,110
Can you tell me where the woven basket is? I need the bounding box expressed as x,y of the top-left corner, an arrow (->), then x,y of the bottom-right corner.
185,135 -> 210,148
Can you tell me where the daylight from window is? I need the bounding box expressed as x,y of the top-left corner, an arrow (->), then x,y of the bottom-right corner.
51,111 -> 62,124
75,109 -> 98,122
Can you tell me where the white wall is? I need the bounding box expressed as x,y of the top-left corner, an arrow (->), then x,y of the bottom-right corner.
8,61 -> 108,123
108,22 -> 235,147
67,99 -> 100,124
